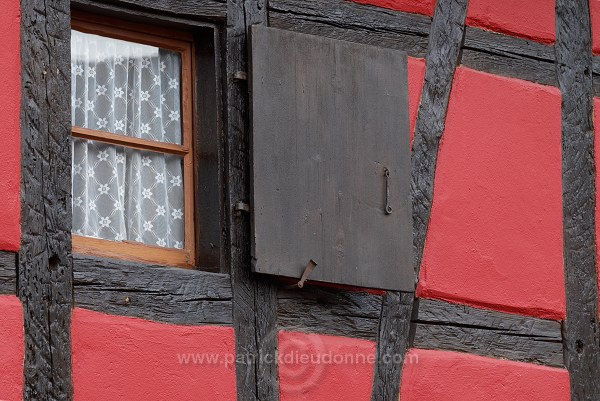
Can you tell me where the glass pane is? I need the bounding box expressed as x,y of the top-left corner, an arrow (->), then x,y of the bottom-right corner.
71,29 -> 183,144
72,138 -> 185,249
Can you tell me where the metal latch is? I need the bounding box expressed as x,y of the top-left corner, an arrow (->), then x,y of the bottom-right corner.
286,259 -> 318,289
384,167 -> 392,215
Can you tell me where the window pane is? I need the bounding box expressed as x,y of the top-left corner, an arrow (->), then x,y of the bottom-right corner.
72,138 -> 185,249
71,30 -> 183,144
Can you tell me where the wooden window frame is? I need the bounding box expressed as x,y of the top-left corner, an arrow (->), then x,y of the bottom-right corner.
71,12 -> 197,268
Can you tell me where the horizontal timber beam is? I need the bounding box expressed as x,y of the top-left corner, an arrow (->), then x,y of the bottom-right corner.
277,286 -> 383,341
269,0 -> 431,58
0,251 -> 16,295
73,255 -> 233,325
412,299 -> 564,367
268,0 -> 595,92
462,26 -> 557,87
72,0 -> 226,20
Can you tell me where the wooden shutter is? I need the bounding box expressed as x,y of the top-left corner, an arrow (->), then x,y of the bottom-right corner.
250,26 -> 413,291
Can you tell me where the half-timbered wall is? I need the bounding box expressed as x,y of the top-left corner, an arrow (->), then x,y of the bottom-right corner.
1,0 -> 599,400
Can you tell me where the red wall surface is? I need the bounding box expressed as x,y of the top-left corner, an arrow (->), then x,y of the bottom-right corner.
591,0 -> 600,53
408,57 -> 426,142
0,0 -> 21,364
467,0 -> 555,44
278,331 -> 375,401
72,308 -> 237,401
418,67 -> 565,320
400,349 -> 570,401
0,296 -> 24,401
353,0 -> 556,45
0,0 -> 21,252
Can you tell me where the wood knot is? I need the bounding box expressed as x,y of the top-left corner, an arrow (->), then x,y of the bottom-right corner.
48,255 -> 60,272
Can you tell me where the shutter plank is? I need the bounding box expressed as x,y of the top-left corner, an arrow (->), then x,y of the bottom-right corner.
250,26 -> 412,291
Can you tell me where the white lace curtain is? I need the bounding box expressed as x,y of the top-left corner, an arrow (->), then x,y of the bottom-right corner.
71,30 -> 185,249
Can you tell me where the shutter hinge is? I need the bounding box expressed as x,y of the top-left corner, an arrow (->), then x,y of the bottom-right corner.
234,201 -> 251,214
233,71 -> 247,81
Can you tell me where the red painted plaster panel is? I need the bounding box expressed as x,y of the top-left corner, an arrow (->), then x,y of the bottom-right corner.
0,0 -> 21,252
418,67 -> 565,320
0,295 -> 24,401
72,308 -> 237,401
467,0 -> 555,44
408,57 -> 426,143
592,0 -> 600,54
351,0 -> 434,16
278,331 -> 375,401
400,349 -> 570,401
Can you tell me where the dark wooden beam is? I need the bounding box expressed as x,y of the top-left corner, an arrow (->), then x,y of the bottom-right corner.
77,0 -> 227,20
411,0 -> 468,284
412,299 -> 564,367
372,1 -> 469,400
73,256 -> 233,325
277,287 -> 382,341
461,26 -> 557,87
19,0 -> 73,399
227,0 -> 279,400
268,0 -> 563,91
268,0 -> 431,58
0,251 -> 17,295
555,0 -> 600,399
371,292 -> 414,400
71,0 -> 224,27
592,55 -> 600,97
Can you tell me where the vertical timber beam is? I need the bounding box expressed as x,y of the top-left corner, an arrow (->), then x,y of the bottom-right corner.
371,1 -> 469,400
555,1 -> 600,399
227,0 -> 279,400
19,0 -> 73,400
371,291 -> 413,400
411,0 -> 468,271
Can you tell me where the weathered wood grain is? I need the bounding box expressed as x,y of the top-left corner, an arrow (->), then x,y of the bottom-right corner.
268,0 -> 564,90
227,0 -> 279,400
592,55 -> 600,97
411,0 -> 468,277
412,299 -> 564,367
254,278 -> 279,401
462,26 -> 557,87
465,26 -> 555,61
73,256 -> 233,325
20,0 -> 73,399
78,0 -> 227,20
268,0 -> 431,58
250,26 -> 413,291
371,292 -> 413,400
556,0 -> 600,399
372,1 -> 468,400
0,251 -> 16,295
277,287 -> 382,341
71,0 -> 223,28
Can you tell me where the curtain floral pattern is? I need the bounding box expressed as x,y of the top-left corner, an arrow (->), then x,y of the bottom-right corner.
71,30 -> 185,249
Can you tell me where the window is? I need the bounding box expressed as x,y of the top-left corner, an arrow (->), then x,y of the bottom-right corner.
70,14 -> 196,267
